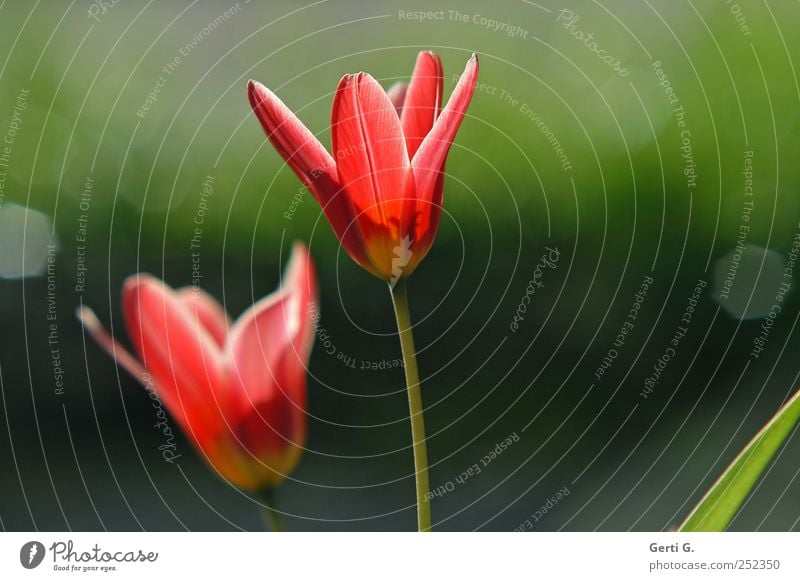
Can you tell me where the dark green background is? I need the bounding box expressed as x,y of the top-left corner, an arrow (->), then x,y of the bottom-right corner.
1,0 -> 799,531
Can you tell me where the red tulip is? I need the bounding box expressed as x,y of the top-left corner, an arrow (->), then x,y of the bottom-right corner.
77,243 -> 317,492
248,51 -> 479,282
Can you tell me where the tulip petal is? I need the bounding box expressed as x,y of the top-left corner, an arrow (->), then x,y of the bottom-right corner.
332,73 -> 411,208
401,51 -> 443,158
332,73 -> 414,269
226,245 -> 317,452
386,81 -> 408,114
123,274 -> 228,443
76,305 -> 150,385
225,292 -> 292,408
408,170 -> 446,266
248,80 -> 375,274
176,287 -> 232,348
248,80 -> 337,192
411,54 -> 478,197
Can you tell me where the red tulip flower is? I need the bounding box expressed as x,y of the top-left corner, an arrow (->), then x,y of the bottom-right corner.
248,51 -> 478,282
77,243 -> 317,493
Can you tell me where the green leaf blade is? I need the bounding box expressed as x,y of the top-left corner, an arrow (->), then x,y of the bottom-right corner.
679,387 -> 800,532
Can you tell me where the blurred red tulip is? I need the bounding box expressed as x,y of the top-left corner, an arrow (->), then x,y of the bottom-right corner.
248,51 -> 478,282
77,243 -> 317,491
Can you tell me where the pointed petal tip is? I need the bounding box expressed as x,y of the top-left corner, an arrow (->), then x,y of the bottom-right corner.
285,241 -> 315,290
290,240 -> 309,256
75,305 -> 99,329
123,271 -> 155,284
355,71 -> 380,85
467,54 -> 479,77
247,80 -> 284,114
338,72 -> 358,86
460,53 -> 479,84
246,79 -> 257,97
418,50 -> 442,64
285,242 -> 309,277
247,78 -> 266,91
121,274 -> 141,295
121,274 -> 172,323
247,79 -> 260,102
122,272 -> 159,294
247,79 -> 270,107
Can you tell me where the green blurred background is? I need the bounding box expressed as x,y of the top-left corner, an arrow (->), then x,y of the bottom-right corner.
1,0 -> 800,531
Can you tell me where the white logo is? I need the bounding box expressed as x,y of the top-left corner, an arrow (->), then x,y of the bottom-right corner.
390,236 -> 413,288
19,541 -> 45,569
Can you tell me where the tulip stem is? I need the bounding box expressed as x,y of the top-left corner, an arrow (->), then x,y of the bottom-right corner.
389,279 -> 431,532
257,486 -> 285,532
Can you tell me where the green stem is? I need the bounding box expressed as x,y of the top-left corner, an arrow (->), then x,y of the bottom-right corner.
389,278 -> 431,532
678,386 -> 800,531
257,486 -> 285,532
